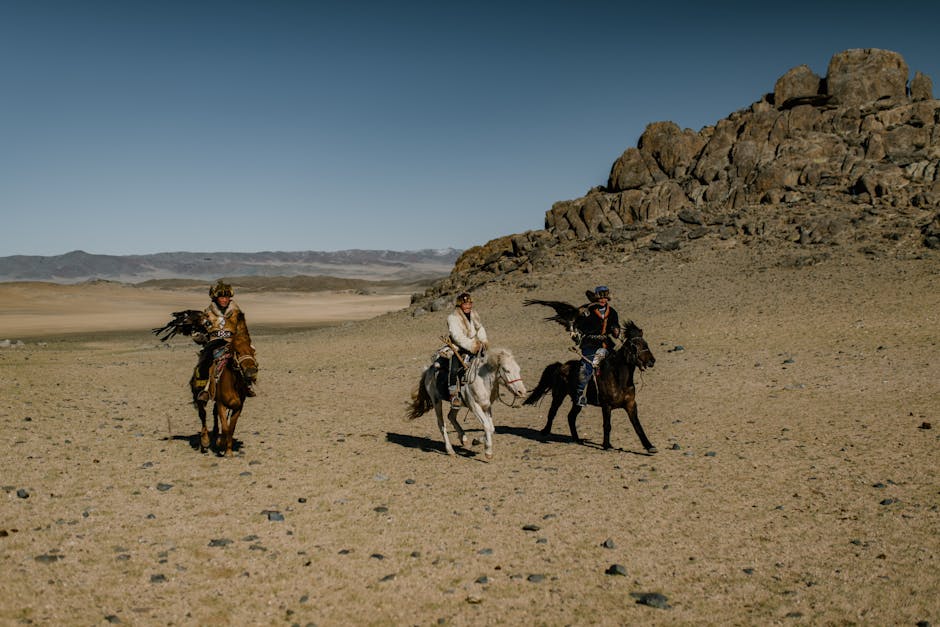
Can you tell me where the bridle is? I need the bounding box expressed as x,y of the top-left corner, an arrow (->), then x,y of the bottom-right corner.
496,361 -> 525,407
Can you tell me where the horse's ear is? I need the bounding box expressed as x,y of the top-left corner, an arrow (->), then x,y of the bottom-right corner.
585,290 -> 598,302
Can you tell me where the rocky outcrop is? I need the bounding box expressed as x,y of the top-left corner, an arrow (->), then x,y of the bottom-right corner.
416,49 -> 939,307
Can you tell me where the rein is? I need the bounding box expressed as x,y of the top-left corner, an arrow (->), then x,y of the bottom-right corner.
496,367 -> 524,408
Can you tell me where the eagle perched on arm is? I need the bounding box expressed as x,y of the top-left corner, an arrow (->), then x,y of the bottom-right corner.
151,309 -> 208,343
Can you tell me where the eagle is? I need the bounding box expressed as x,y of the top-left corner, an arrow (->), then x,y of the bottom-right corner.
151,309 -> 208,342
522,297 -> 588,334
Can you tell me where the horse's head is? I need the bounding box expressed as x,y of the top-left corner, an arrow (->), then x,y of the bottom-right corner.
489,348 -> 527,398
621,320 -> 655,371
236,353 -> 259,383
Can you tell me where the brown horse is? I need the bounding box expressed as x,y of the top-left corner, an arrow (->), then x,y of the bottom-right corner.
523,320 -> 657,452
192,334 -> 258,457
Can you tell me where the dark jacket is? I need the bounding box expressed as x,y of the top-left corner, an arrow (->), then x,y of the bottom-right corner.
574,303 -> 620,352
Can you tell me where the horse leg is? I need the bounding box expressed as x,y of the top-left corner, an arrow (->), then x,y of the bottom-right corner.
434,401 -> 457,456
216,402 -> 229,456
223,407 -> 240,457
602,406 -> 614,450
625,395 -> 656,454
566,404 -> 584,444
540,393 -> 566,437
473,407 -> 495,459
197,401 -> 210,452
446,407 -> 469,447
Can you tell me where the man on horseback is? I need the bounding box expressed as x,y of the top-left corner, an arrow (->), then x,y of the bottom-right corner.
573,285 -> 620,406
192,280 -> 257,401
446,291 -> 488,408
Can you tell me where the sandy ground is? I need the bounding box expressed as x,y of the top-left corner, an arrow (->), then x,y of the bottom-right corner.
1,245 -> 938,625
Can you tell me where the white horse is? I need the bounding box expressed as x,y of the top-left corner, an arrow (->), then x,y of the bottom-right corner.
407,348 -> 526,458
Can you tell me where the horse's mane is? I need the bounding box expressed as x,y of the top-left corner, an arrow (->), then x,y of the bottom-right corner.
485,347 -> 513,368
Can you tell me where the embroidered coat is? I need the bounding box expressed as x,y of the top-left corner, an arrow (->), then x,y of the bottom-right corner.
447,307 -> 488,355
194,300 -> 254,360
575,303 -> 620,353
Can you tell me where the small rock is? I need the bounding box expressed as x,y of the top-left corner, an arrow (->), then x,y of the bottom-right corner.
156,483 -> 173,492
150,574 -> 167,583
208,538 -> 232,547
370,553 -> 385,560
16,488 -> 29,499
601,538 -> 616,549
373,506 -> 389,513
605,564 -> 627,576
919,422 -> 931,430
879,498 -> 896,506
631,592 -> 671,609
522,524 -> 540,532
266,511 -> 284,522
475,576 -> 489,584
34,554 -> 62,564
527,574 -> 545,583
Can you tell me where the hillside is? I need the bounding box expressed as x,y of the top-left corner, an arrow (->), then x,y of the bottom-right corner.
417,48 -> 940,308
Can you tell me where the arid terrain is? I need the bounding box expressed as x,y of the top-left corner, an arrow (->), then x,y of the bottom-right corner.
1,242 -> 938,625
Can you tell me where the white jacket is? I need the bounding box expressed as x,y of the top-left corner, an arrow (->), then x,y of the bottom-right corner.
447,308 -> 488,354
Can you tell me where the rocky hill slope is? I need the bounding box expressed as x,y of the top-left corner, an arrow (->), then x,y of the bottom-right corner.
417,48 -> 940,308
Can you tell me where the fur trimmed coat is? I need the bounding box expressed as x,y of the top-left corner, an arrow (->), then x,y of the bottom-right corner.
447,307 -> 488,354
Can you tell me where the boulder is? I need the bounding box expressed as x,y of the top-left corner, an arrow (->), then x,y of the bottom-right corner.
826,48 -> 909,107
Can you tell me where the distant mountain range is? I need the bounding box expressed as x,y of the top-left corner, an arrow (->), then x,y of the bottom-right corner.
0,249 -> 461,284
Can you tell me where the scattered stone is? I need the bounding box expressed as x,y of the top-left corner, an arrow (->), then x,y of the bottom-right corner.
601,538 -> 616,549
670,443 -> 681,450
743,568 -> 755,575
631,592 -> 671,609
919,422 -> 932,430
478,548 -> 493,555
370,553 -> 385,560
104,615 -> 121,624
16,488 -> 29,499
605,564 -> 628,576
879,498 -> 897,506
379,573 -> 395,582
265,511 -> 285,522
297,497 -> 307,503
155,483 -> 173,492
527,574 -> 545,583
150,574 -> 167,584
475,576 -> 490,584
35,554 -> 62,564
208,538 -> 233,547
404,478 -> 416,484
466,595 -> 483,604
522,524 -> 540,532
373,506 -> 389,513
705,451 -> 717,457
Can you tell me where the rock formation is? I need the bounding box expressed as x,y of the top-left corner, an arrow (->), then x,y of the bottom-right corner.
417,48 -> 940,307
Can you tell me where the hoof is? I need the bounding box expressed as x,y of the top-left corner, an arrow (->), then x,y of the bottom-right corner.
646,446 -> 658,454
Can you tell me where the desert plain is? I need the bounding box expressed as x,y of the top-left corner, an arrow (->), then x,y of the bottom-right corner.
1,242 -> 938,625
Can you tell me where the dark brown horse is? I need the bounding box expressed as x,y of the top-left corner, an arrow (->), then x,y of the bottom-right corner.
523,320 -> 657,452
192,334 -> 258,457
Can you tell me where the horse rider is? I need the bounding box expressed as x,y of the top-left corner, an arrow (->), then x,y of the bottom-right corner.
192,280 -> 257,401
573,285 -> 620,406
446,291 -> 489,407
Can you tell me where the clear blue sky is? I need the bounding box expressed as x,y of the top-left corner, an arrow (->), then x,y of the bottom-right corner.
2,1 -> 938,256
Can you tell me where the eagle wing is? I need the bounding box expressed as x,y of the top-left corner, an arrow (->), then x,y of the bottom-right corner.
151,309 -> 207,342
522,299 -> 581,332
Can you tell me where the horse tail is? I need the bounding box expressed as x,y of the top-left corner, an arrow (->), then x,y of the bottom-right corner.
523,362 -> 562,406
406,370 -> 434,419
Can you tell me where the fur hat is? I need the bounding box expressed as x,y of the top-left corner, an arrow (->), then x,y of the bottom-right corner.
209,280 -> 234,299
